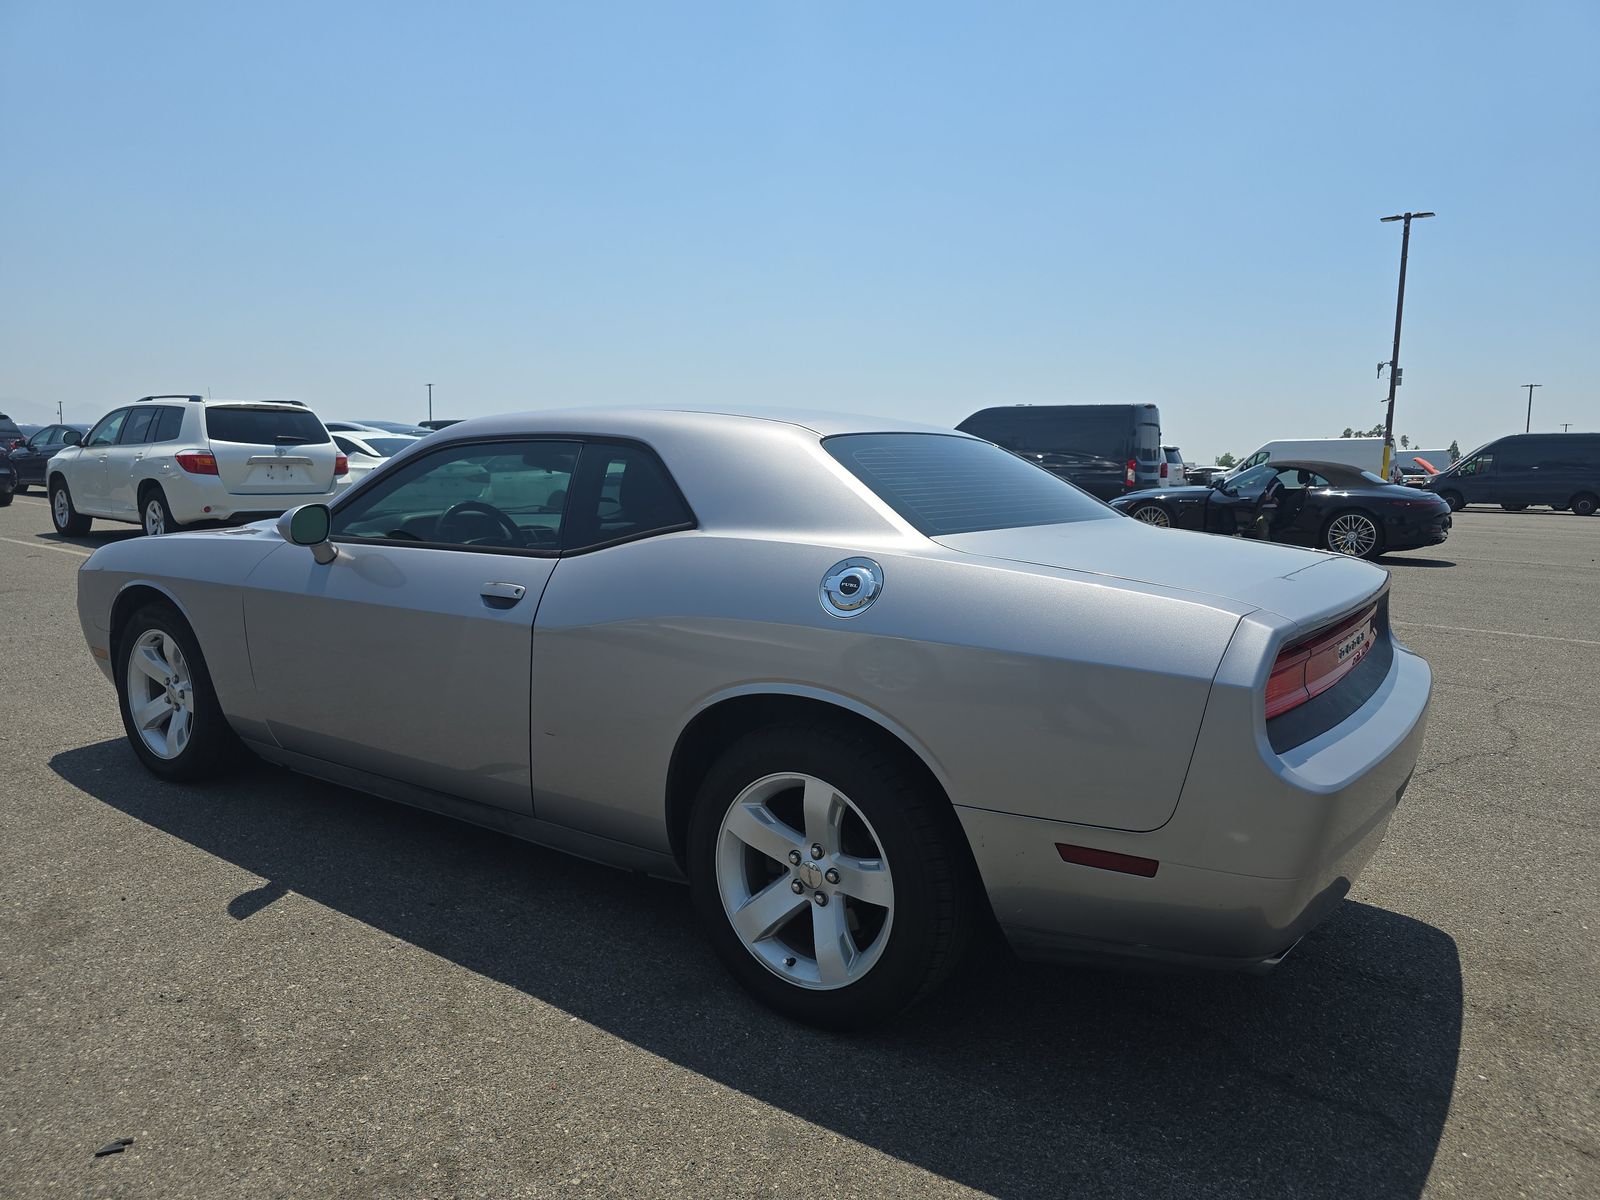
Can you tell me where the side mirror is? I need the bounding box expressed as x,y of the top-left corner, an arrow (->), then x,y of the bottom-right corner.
276,504 -> 337,564
62,430 -> 82,446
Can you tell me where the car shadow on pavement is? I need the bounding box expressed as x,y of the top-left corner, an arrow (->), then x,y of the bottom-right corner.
52,741 -> 1462,1200
1379,556 -> 1456,568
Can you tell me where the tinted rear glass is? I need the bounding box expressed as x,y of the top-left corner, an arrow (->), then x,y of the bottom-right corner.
825,433 -> 1112,536
204,407 -> 329,445
153,407 -> 184,441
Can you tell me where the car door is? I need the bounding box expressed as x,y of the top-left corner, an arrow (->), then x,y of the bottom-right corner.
242,437 -> 580,812
13,425 -> 58,485
1266,468 -> 1325,545
1203,463 -> 1274,533
104,406 -> 159,517
74,409 -> 132,512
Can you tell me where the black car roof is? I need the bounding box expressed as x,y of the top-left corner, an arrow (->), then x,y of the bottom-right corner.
1266,460 -> 1384,485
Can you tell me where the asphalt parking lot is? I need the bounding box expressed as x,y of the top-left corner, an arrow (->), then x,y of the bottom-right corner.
1,495 -> 1596,1199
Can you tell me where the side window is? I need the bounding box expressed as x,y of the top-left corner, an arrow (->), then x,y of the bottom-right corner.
119,407 -> 158,444
86,409 -> 130,447
151,407 -> 185,442
332,439 -> 579,553
333,436 -> 361,456
28,426 -> 59,447
564,443 -> 693,551
1458,454 -> 1491,477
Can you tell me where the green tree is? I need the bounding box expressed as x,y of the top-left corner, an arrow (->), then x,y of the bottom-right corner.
1400,434 -> 1410,448
1341,427 -> 1355,438
1215,451 -> 1236,468
1448,439 -> 1460,460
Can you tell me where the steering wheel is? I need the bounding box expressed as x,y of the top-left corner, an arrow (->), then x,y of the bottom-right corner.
437,500 -> 522,545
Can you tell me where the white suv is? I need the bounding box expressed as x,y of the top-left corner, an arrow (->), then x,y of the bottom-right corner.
48,396 -> 348,537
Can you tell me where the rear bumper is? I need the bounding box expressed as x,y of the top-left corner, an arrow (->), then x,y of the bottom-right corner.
959,635 -> 1431,970
167,486 -> 340,524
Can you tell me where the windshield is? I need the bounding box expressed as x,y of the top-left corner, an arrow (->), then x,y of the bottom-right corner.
358,437 -> 415,458
824,433 -> 1113,536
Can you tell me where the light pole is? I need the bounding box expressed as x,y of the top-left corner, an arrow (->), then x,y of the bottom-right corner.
57,400 -> 63,422
1378,211 -> 1435,478
1522,383 -> 1541,433
426,383 -> 434,424
1561,423 -> 1572,433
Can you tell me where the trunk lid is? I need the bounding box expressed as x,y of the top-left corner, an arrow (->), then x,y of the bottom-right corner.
202,404 -> 338,495
935,518 -> 1389,631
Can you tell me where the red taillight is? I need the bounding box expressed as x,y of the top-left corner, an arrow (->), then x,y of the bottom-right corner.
1265,603 -> 1380,719
335,453 -> 348,476
1125,459 -> 1137,487
175,451 -> 218,475
1056,843 -> 1159,878
1159,461 -> 1169,480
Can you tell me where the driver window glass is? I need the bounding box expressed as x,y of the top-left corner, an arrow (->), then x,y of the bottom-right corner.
87,410 -> 129,447
28,427 -> 57,447
331,439 -> 580,553
1460,454 -> 1490,476
1228,463 -> 1276,492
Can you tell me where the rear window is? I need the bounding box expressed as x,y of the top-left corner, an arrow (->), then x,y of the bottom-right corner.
204,407 -> 329,446
824,433 -> 1113,536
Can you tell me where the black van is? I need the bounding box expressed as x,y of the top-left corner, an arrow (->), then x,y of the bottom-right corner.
956,404 -> 1163,500
1424,433 -> 1600,515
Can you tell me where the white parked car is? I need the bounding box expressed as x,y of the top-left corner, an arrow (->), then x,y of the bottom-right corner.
330,430 -> 422,483
1229,437 -> 1386,478
48,395 -> 347,537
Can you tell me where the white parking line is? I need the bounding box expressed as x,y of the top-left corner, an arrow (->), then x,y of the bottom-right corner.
0,535 -> 91,558
1394,620 -> 1600,649
10,495 -> 48,505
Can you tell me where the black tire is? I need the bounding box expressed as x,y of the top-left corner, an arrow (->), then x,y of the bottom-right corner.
1570,493 -> 1598,517
49,477 -> 90,535
1322,510 -> 1386,560
1439,490 -> 1464,512
0,488 -> 12,508
13,482 -> 27,494
114,602 -> 238,781
139,484 -> 181,536
687,721 -> 977,1030
1501,503 -> 1528,512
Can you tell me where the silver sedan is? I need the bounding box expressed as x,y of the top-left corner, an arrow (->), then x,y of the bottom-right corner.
76,409 -> 1431,1028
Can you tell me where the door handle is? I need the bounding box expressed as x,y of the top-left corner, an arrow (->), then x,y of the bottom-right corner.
480,581 -> 527,608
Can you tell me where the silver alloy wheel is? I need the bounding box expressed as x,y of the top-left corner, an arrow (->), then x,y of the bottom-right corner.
144,498 -> 165,536
53,487 -> 69,529
126,629 -> 194,760
1131,504 -> 1171,527
1327,512 -> 1379,557
715,772 -> 894,991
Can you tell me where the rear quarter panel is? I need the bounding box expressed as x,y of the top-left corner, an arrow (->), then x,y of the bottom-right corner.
529,533 -> 1247,852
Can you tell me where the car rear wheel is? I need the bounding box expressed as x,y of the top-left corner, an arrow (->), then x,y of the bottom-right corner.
0,488 -> 12,508
1501,503 -> 1528,512
1571,493 -> 1598,517
1130,503 -> 1172,528
687,722 -> 976,1030
50,479 -> 91,535
1438,490 -> 1464,512
1323,511 -> 1385,560
140,486 -> 180,536
114,604 -> 237,780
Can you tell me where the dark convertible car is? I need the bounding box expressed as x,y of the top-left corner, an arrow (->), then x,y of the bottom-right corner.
1109,459 -> 1452,559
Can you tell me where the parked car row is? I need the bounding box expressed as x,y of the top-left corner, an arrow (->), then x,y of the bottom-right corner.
15,396 -> 447,537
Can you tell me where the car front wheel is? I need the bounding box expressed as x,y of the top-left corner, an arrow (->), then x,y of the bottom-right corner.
1438,490 -> 1464,512
687,722 -> 976,1030
115,604 -> 236,780
50,479 -> 91,535
1571,493 -> 1598,517
1130,503 -> 1172,527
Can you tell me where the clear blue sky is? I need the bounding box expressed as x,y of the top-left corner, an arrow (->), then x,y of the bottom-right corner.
3,1 -> 1595,462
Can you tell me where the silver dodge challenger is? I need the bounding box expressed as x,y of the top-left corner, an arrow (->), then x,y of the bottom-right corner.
76,409 -> 1431,1028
